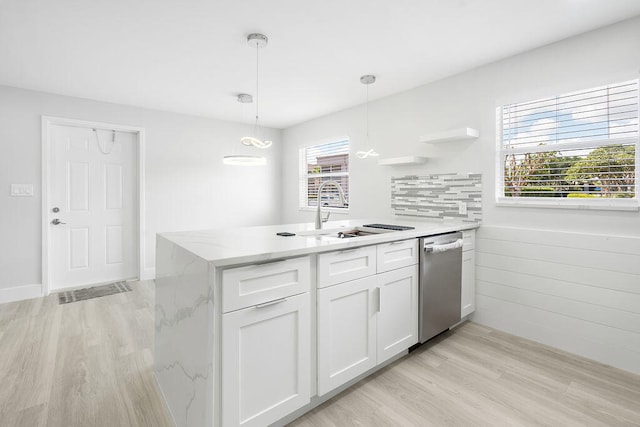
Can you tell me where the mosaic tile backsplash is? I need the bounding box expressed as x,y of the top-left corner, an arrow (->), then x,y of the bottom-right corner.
391,173 -> 482,222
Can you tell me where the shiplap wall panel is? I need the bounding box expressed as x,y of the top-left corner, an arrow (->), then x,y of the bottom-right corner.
477,281 -> 640,334
477,252 -> 639,294
477,266 -> 640,314
474,226 -> 640,375
479,226 -> 640,255
475,295 -> 640,375
477,293 -> 640,356
479,239 -> 640,275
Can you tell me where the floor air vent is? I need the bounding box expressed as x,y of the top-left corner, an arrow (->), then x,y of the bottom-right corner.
58,281 -> 132,304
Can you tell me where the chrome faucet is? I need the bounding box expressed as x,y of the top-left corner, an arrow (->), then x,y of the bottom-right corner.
315,180 -> 348,229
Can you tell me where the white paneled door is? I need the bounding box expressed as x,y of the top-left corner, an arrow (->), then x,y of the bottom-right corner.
49,124 -> 137,291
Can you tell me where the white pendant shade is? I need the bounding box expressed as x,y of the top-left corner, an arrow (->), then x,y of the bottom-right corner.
356,149 -> 379,158
223,155 -> 267,166
240,136 -> 272,149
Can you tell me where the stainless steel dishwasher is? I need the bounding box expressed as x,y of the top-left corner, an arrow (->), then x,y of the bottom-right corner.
419,232 -> 464,343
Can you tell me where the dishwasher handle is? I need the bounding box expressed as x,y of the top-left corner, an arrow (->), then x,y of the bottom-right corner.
424,239 -> 463,253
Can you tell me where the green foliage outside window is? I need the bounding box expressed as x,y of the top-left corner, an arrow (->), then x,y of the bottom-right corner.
505,144 -> 635,198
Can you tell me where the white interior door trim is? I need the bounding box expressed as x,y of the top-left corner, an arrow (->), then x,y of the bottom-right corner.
41,116 -> 146,295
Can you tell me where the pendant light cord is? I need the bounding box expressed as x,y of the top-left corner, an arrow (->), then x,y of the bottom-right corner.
254,42 -> 259,138
366,83 -> 369,142
239,33 -> 271,149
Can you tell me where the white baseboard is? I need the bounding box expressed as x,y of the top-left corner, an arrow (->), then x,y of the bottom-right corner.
0,284 -> 43,304
141,267 -> 156,281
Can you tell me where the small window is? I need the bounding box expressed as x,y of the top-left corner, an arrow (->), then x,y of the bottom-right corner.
498,80 -> 639,209
300,139 -> 349,210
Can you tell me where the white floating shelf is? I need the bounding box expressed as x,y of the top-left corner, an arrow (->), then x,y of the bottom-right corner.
378,156 -> 428,166
419,127 -> 479,143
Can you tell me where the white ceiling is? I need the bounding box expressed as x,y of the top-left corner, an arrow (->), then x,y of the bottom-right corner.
2,0 -> 640,129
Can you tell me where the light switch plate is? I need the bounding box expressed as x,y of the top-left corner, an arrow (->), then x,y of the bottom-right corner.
11,184 -> 34,197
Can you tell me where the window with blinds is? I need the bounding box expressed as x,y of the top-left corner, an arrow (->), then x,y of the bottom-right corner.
499,80 -> 639,205
300,139 -> 350,209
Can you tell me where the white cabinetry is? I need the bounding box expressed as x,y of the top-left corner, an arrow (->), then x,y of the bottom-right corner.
461,230 -> 476,317
221,258 -> 311,427
317,245 -> 377,288
377,265 -> 418,364
222,256 -> 310,313
377,239 -> 418,273
317,276 -> 377,395
317,242 -> 418,396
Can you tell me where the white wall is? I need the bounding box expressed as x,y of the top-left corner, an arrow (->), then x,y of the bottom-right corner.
0,85 -> 282,302
281,16 -> 640,373
282,16 -> 640,233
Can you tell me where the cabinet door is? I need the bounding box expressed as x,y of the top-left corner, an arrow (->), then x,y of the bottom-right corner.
461,250 -> 475,317
376,265 -> 418,364
317,277 -> 376,396
222,293 -> 310,427
462,229 -> 475,251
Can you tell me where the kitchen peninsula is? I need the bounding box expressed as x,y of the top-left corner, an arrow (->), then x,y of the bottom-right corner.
154,219 -> 478,427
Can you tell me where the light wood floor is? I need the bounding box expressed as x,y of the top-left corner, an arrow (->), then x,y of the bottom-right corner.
0,280 -> 172,427
291,326 -> 640,427
1,281 -> 639,426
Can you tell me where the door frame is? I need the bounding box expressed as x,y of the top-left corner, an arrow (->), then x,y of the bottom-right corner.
41,116 -> 146,295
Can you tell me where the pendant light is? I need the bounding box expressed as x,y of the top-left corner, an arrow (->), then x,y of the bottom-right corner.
222,154 -> 267,166
356,148 -> 379,159
223,93 -> 268,166
241,33 -> 272,149
356,74 -> 379,159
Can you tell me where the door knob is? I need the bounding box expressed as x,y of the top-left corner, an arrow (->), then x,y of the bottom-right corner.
51,218 -> 66,225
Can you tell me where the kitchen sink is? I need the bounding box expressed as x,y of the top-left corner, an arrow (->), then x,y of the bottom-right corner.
297,224 -> 411,239
297,226 -> 388,238
332,228 -> 382,238
296,228 -> 340,237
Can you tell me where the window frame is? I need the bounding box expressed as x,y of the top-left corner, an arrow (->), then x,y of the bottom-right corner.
299,137 -> 351,212
495,80 -> 640,212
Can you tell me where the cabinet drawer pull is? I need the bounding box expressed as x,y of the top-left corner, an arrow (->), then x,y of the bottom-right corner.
253,258 -> 287,266
338,248 -> 360,254
389,240 -> 407,245
255,298 -> 287,309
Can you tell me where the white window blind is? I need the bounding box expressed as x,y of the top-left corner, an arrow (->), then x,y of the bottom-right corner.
300,139 -> 349,209
500,80 -> 638,203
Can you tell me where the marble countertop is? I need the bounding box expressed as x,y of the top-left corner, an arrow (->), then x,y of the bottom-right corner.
158,218 -> 480,267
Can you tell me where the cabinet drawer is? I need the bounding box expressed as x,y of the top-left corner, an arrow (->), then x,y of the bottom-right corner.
376,239 -> 418,273
222,256 -> 310,313
462,230 -> 475,251
317,245 -> 377,288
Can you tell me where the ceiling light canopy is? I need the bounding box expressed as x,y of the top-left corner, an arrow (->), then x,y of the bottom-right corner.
360,75 -> 376,85
237,93 -> 253,103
